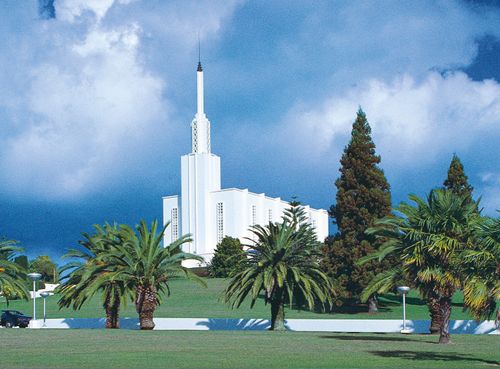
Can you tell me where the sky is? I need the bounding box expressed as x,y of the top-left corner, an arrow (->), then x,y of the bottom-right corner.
0,0 -> 499,263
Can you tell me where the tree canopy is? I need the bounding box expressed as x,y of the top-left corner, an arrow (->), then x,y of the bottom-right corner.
30,255 -> 58,284
0,239 -> 29,303
443,154 -> 474,200
209,236 -> 246,278
322,108 -> 392,311
224,204 -> 332,330
363,189 -> 482,344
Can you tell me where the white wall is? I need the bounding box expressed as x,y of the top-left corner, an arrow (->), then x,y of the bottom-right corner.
32,318 -> 499,334
165,183 -> 329,265
181,152 -> 221,256
209,188 -> 328,257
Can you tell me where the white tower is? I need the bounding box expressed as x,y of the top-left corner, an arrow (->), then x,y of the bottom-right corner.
180,62 -> 221,259
163,60 -> 329,266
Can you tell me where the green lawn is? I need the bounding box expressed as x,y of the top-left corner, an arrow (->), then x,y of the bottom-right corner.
1,278 -> 476,320
0,330 -> 498,369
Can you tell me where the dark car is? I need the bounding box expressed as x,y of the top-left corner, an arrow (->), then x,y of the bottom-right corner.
1,310 -> 32,328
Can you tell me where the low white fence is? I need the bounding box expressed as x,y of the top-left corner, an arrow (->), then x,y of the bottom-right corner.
30,318 -> 498,334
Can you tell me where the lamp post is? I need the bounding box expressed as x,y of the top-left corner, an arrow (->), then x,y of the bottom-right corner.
397,286 -> 411,334
27,273 -> 42,325
40,291 -> 50,327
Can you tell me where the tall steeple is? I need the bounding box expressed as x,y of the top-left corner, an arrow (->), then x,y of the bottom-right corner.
191,60 -> 211,154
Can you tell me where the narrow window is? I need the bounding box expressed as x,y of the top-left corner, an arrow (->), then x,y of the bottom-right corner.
268,209 -> 273,223
171,208 -> 178,241
216,202 -> 224,244
192,124 -> 198,153
252,205 -> 257,226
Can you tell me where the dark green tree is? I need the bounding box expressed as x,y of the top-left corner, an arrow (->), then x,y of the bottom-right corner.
104,220 -> 205,330
224,205 -> 332,330
361,190 -> 480,344
14,255 -> 29,271
0,239 -> 29,303
58,223 -> 129,329
321,108 -> 392,312
209,236 -> 246,278
30,255 -> 58,283
443,154 -> 474,200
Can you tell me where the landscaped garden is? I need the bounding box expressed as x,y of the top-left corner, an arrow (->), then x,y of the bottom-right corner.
0,330 -> 498,369
0,110 -> 498,369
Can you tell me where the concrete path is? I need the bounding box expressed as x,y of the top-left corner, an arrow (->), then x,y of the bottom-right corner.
30,318 -> 498,334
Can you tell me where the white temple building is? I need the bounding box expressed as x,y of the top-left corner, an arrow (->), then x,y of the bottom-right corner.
163,62 -> 328,265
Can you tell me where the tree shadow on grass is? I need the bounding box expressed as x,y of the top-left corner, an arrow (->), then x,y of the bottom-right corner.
381,294 -> 426,306
369,350 -> 500,366
381,293 -> 464,308
196,318 -> 271,331
300,299 -> 392,315
319,334 -> 435,343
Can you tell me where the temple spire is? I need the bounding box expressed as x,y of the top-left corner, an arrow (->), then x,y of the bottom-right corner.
191,56 -> 211,154
197,35 -> 202,72
197,60 -> 204,115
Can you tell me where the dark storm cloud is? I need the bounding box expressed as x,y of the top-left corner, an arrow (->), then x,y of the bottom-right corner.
38,0 -> 55,19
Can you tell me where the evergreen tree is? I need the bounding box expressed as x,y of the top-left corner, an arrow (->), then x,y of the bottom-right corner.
209,236 -> 246,278
321,108 -> 392,312
30,255 -> 58,283
443,154 -> 474,200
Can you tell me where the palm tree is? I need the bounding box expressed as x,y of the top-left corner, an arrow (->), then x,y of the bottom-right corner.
223,205 -> 332,331
0,239 -> 29,303
360,189 -> 478,344
103,220 -> 204,330
58,223 -> 128,328
460,216 -> 500,327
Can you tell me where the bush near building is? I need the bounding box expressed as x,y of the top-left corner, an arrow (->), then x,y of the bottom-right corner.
209,237 -> 246,278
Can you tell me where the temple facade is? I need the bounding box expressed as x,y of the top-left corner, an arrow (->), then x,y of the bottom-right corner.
163,62 -> 328,265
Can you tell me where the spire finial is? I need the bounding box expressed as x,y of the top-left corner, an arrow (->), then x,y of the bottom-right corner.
197,33 -> 203,72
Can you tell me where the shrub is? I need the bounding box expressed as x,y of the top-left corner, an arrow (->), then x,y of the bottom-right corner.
209,237 -> 246,278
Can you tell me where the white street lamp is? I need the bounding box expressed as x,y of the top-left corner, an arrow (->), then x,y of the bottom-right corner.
40,291 -> 50,327
397,286 -> 411,334
27,273 -> 42,325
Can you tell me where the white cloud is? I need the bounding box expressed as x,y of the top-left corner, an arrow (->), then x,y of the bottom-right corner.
283,71 -> 500,169
55,0 -> 116,23
0,1 -> 243,200
0,22 -> 165,198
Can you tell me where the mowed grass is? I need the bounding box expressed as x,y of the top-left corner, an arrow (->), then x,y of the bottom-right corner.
1,278 -> 477,320
0,330 -> 498,369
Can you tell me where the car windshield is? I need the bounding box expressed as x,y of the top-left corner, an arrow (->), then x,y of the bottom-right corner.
3,310 -> 23,314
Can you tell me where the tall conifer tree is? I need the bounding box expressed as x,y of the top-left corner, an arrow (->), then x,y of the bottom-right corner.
322,108 -> 392,312
443,154 -> 473,199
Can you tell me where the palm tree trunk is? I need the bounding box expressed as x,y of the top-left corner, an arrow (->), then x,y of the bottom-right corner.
368,295 -> 378,314
270,301 -> 286,331
438,297 -> 452,344
136,285 -> 157,330
104,288 -> 120,329
105,300 -> 120,329
496,307 -> 499,330
428,298 -> 443,334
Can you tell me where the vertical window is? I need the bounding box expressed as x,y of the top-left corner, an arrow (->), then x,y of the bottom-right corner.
268,209 -> 273,223
216,202 -> 224,244
252,205 -> 257,226
311,219 -> 317,229
171,208 -> 178,241
192,123 -> 198,153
